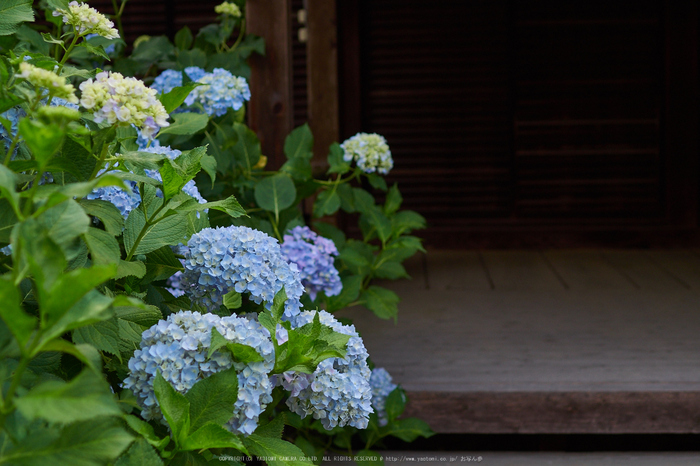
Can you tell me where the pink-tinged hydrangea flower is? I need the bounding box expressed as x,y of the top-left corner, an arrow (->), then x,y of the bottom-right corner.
369,367 -> 397,426
340,132 -> 393,175
79,71 -> 169,137
282,310 -> 373,430
52,1 -> 119,39
179,226 -> 304,317
281,226 -> 342,301
123,310 -> 275,435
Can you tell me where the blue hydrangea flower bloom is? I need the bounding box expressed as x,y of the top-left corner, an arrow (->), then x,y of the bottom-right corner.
282,310 -> 373,430
48,97 -> 80,110
85,33 -> 116,55
179,226 -> 304,316
281,226 -> 342,301
123,310 -> 275,436
151,67 -> 250,117
87,145 -> 206,219
0,107 -> 26,150
369,367 -> 397,426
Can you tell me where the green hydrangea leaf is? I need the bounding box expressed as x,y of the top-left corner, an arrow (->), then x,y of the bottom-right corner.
360,286 -> 399,321
72,318 -> 122,360
115,438 -> 163,466
312,189 -> 340,218
284,124 -> 313,161
242,434 -> 314,466
15,369 -> 122,423
254,174 -> 296,217
0,0 -> 34,36
154,371 -> 190,445
185,366 -> 239,433
158,112 -> 208,136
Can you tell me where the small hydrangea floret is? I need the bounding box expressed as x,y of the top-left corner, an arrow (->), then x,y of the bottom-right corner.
281,226 -> 342,301
340,132 -> 393,175
215,1 -> 242,17
18,63 -> 78,103
179,226 -> 304,316
123,311 -> 275,435
369,367 -> 398,426
80,71 -> 169,137
281,310 -> 373,430
53,1 -> 120,39
151,67 -> 250,117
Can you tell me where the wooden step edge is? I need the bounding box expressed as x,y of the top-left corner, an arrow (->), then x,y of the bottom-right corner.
403,391 -> 700,434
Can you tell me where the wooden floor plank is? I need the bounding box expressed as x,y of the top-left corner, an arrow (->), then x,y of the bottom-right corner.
643,250 -> 700,290
425,250 -> 492,291
542,250 -> 633,290
481,251 -> 565,291
343,249 -> 700,433
599,250 -> 688,291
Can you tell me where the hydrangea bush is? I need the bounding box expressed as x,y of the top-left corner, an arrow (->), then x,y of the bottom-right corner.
0,1 -> 431,465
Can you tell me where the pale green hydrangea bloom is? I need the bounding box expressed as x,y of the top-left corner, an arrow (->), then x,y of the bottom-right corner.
215,1 -> 242,17
340,132 -> 394,175
18,62 -> 78,103
79,71 -> 169,137
53,1 -> 120,39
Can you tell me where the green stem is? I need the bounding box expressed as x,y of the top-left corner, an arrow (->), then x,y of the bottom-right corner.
89,143 -> 110,180
58,32 -> 81,73
267,211 -> 282,242
111,0 -> 127,40
21,170 -> 44,217
3,134 -> 20,165
125,202 -> 167,261
228,19 -> 246,52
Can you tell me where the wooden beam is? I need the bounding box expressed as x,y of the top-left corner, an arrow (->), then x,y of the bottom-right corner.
404,391 -> 700,434
246,0 -> 293,169
306,0 -> 339,169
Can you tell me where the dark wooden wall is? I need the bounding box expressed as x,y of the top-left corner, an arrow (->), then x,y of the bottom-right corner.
338,0 -> 700,248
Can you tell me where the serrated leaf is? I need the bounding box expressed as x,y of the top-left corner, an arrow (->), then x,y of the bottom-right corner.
116,260 -> 147,279
181,423 -> 246,452
384,387 -> 406,421
312,189 -> 340,218
373,260 -> 409,280
366,173 -> 387,191
326,142 -> 350,175
154,371 -> 190,444
208,327 -> 264,364
255,415 -> 284,439
72,318 -> 121,359
0,0 -> 34,36
231,122 -> 261,172
159,83 -> 200,114
0,276 -> 35,349
324,274 -> 362,312
15,369 -> 122,423
115,438 -> 163,466
391,210 -> 427,236
83,227 -> 120,266
284,124 -> 313,160
185,366 -> 239,433
158,112 -> 207,136
360,286 -> 399,321
0,418 -> 133,466
384,183 -> 402,215
124,208 -> 189,256
385,417 -> 434,442
223,290 -> 242,309
174,26 -> 193,50
124,414 -> 170,451
254,174 -> 296,217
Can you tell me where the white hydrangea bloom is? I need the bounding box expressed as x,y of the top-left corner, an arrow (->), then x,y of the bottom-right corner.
340,132 -> 394,175
215,1 -> 242,17
53,1 -> 120,39
79,71 -> 169,137
18,63 -> 78,103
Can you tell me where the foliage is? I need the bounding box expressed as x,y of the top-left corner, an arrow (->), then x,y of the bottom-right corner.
0,1 -> 432,465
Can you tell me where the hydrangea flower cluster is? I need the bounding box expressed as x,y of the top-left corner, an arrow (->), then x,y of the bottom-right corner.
280,226 -> 342,301
369,367 -> 397,426
18,63 -> 78,104
123,311 -> 275,435
340,132 -> 394,175
179,226 -> 304,316
151,67 -> 250,117
282,310 -> 373,430
86,177 -> 140,218
52,1 -> 120,39
79,71 -> 169,138
0,107 -> 25,149
215,2 -> 242,17
87,145 -> 206,219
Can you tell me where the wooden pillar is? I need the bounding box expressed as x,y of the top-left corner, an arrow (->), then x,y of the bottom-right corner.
306,0 -> 340,169
246,0 -> 293,169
